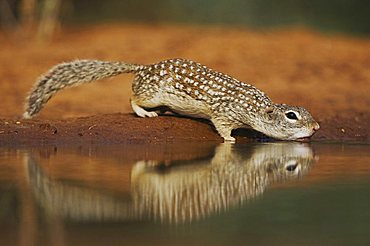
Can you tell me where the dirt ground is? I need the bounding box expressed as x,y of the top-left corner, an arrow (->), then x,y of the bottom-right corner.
0,24 -> 369,144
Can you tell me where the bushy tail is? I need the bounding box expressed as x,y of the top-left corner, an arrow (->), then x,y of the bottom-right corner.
23,60 -> 139,119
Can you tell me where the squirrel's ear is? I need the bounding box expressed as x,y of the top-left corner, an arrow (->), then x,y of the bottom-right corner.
265,106 -> 274,114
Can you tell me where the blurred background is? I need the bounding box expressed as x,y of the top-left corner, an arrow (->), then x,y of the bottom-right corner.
1,0 -> 370,40
0,0 -> 369,121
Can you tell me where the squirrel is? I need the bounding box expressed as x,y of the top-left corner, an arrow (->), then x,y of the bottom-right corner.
23,58 -> 320,142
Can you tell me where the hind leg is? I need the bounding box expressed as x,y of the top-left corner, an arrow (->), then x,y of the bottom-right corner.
130,96 -> 161,118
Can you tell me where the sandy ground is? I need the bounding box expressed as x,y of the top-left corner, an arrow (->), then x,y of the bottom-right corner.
0,24 -> 369,144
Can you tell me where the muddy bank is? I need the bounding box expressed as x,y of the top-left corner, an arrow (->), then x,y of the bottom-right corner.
0,114 -> 219,145
0,113 -> 368,145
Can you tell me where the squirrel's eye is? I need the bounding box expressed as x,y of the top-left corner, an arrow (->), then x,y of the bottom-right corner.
286,163 -> 298,171
285,111 -> 298,120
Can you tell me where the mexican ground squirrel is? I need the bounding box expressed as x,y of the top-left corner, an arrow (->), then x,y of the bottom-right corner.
23,58 -> 320,142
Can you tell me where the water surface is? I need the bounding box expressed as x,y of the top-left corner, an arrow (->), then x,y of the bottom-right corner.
0,142 -> 369,246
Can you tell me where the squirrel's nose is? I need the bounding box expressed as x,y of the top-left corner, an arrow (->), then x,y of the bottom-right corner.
313,123 -> 320,131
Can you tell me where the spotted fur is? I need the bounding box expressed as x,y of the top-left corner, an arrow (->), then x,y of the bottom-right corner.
23,58 -> 320,141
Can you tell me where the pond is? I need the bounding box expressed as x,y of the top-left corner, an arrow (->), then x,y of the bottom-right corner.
0,142 -> 369,246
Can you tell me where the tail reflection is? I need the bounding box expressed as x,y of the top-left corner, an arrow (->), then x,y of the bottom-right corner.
26,143 -> 316,224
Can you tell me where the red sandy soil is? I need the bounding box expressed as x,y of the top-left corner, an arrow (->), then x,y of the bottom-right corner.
0,24 -> 369,144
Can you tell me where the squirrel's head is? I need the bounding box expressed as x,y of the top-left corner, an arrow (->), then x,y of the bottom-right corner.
254,104 -> 320,141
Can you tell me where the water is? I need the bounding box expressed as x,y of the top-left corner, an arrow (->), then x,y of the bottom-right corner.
0,142 -> 369,246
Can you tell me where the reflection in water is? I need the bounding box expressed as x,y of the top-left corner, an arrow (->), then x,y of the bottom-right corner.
25,143 -> 315,224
